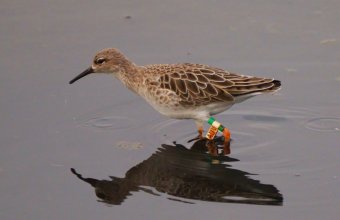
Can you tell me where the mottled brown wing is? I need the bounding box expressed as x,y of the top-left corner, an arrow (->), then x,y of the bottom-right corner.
146,63 -> 280,107
176,64 -> 281,97
155,64 -> 235,106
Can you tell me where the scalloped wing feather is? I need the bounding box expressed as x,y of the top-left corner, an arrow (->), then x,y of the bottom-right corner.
144,64 -> 280,107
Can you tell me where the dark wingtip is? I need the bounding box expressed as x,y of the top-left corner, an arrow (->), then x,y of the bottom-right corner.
273,80 -> 281,87
268,79 -> 281,92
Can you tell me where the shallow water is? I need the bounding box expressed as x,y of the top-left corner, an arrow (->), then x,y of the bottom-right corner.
1,0 -> 340,219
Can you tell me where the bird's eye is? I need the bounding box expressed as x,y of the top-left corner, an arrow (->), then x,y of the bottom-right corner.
95,57 -> 106,65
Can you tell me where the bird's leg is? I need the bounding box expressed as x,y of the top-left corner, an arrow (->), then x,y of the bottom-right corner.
206,117 -> 232,155
222,127 -> 231,155
188,121 -> 205,143
195,120 -> 205,140
198,126 -> 204,139
205,123 -> 219,155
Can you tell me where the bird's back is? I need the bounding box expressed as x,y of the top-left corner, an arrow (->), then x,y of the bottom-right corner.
141,63 -> 281,107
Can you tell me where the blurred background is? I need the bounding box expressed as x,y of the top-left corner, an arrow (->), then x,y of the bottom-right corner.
0,0 -> 339,219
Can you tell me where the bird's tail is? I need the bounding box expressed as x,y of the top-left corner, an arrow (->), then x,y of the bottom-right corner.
232,79 -> 281,103
265,80 -> 281,93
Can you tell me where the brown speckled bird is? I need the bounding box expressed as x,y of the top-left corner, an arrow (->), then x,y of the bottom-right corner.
70,48 -> 281,154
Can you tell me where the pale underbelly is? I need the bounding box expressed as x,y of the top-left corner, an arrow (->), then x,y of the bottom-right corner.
149,101 -> 234,120
140,90 -> 234,120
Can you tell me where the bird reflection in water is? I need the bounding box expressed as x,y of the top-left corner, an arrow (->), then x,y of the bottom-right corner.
71,139 -> 283,206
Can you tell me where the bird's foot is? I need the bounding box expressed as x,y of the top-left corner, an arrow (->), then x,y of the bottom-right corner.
189,125 -> 231,156
206,140 -> 218,156
188,127 -> 205,143
187,135 -> 200,143
208,128 -> 231,155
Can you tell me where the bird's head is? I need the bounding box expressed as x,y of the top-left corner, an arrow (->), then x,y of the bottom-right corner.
69,48 -> 133,84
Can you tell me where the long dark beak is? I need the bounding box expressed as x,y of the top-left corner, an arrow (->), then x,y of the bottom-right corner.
69,67 -> 94,84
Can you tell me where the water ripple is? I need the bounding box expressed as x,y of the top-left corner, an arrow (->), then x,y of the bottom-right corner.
304,117 -> 340,132
84,116 -> 136,130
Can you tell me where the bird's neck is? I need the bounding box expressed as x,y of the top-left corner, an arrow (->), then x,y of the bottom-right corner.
116,63 -> 144,94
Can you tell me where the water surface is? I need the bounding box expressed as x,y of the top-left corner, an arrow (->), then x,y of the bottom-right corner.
1,0 -> 339,219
